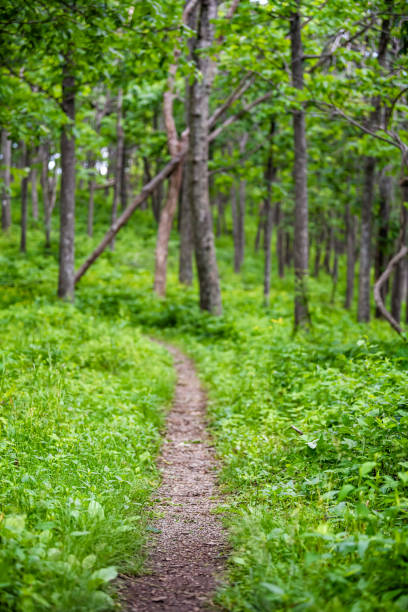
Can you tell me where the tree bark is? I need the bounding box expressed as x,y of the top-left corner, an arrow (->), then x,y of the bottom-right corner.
20,144 -> 30,253
357,156 -> 376,321
30,149 -> 39,221
345,203 -> 357,309
264,119 -> 276,305
374,170 -> 391,316
40,142 -> 51,247
178,2 -> 197,286
1,129 -> 11,231
290,2 -> 310,328
58,57 -> 76,300
391,181 -> 408,322
276,201 -> 285,278
188,0 -> 222,315
110,89 -> 124,251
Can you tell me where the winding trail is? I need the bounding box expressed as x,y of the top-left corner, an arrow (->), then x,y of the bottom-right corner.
119,343 -> 226,611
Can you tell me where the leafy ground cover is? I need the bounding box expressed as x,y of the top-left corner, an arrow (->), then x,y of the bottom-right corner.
0,227 -> 175,611
2,209 -> 408,611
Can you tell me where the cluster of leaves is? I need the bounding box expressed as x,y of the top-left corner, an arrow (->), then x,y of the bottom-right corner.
0,232 -> 175,611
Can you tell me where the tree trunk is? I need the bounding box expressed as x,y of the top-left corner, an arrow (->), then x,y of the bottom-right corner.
87,158 -> 96,238
375,170 -> 391,316
345,203 -> 357,309
188,0 -> 222,315
254,203 -> 264,252
120,143 -> 128,211
357,156 -> 376,321
110,89 -> 124,251
391,182 -> 408,323
154,165 -> 184,296
264,119 -> 276,305
58,58 -> 76,300
20,144 -> 30,253
40,142 -> 51,247
1,129 -> 11,231
290,2 -> 310,328
30,150 -> 39,221
276,201 -> 284,278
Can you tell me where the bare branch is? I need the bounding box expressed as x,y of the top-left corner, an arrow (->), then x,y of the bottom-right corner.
208,92 -> 273,142
374,246 -> 408,336
208,75 -> 254,128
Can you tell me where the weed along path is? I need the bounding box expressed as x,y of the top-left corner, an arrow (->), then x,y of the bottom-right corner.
119,343 -> 226,611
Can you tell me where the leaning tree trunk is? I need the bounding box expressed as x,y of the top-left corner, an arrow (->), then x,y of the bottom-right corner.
20,144 -> 30,253
357,156 -> 376,321
290,2 -> 310,328
110,89 -> 124,251
188,0 -> 222,315
1,129 -> 11,231
58,57 -> 76,300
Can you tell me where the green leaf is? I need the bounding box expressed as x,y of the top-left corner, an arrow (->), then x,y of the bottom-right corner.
359,462 -> 376,478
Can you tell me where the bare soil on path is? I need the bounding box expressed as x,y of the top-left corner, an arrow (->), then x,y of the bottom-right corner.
119,343 -> 226,611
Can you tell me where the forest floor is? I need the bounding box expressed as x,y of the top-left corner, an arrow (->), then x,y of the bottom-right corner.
118,343 -> 226,611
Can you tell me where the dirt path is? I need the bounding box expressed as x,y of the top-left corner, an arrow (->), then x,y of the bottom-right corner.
119,343 -> 226,611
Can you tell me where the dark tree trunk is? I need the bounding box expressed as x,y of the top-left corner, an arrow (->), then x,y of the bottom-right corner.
58,58 -> 76,300
120,144 -> 128,211
188,0 -> 222,315
40,142 -> 52,247
87,158 -> 96,238
1,129 -> 11,231
264,119 -> 276,305
110,89 -> 124,251
20,144 -> 30,253
30,149 -> 39,221
290,2 -> 310,328
323,222 -> 333,274
233,133 -> 247,273
285,232 -> 292,267
357,156 -> 376,321
313,231 -> 323,278
179,3 -> 197,286
358,10 -> 390,322
391,183 -> 408,323
375,170 -> 391,316
276,201 -> 284,278
254,202 -> 265,252
345,203 -> 357,309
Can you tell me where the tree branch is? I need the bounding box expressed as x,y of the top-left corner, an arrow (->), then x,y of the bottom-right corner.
374,245 -> 408,336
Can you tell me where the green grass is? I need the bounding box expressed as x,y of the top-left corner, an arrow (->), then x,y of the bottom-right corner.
0,223 -> 175,611
2,202 -> 408,611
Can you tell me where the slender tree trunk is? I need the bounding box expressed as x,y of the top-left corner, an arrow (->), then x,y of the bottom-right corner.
391,182 -> 408,322
1,129 -> 11,231
40,142 -> 52,247
188,0 -> 222,315
358,10 -> 390,322
323,222 -> 333,274
290,3 -> 310,328
120,144 -> 128,211
375,170 -> 391,316
357,156 -> 375,321
345,203 -> 357,309
30,150 -> 39,221
178,3 -> 197,286
154,165 -> 184,295
313,230 -> 322,278
58,58 -> 76,300
264,119 -> 276,304
276,201 -> 284,278
20,144 -> 30,253
254,203 -> 264,252
110,89 -> 124,251
87,158 -> 96,238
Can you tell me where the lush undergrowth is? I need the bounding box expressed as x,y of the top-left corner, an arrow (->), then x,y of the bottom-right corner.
0,224 -> 175,610
2,204 -> 408,611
